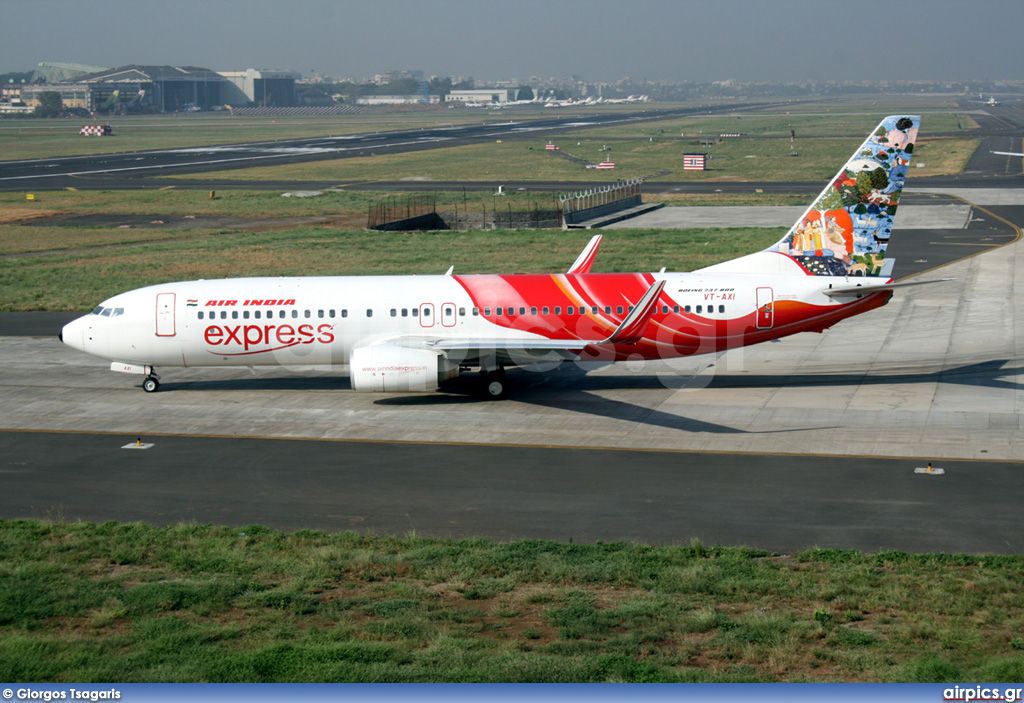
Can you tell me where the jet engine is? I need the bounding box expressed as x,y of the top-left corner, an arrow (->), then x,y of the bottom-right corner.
349,346 -> 458,392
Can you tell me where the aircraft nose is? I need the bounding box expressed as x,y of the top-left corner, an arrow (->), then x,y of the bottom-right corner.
60,317 -> 86,353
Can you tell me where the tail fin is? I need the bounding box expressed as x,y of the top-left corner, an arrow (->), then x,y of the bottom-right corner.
767,115 -> 919,277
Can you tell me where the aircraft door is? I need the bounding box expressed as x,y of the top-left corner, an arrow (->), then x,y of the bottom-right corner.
419,303 -> 435,328
756,287 -> 774,329
156,292 -> 176,337
441,302 -> 456,328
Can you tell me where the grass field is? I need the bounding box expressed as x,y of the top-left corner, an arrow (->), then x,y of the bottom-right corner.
0,109 -> 523,161
0,224 -> 785,311
2,519 -> 1022,682
167,110 -> 976,184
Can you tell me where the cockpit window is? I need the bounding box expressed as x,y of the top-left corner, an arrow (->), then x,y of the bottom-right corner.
91,306 -> 125,317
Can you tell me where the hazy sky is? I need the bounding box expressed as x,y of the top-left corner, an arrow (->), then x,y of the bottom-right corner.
4,0 -> 1022,84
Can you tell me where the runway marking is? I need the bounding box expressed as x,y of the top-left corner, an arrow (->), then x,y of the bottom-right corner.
898,196 -> 1023,280
1,426 -> 1019,464
929,242 -> 1005,246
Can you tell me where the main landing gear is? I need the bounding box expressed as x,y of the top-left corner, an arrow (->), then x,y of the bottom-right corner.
142,374 -> 160,393
480,367 -> 507,399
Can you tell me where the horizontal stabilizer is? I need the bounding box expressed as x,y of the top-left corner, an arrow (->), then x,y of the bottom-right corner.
821,278 -> 954,297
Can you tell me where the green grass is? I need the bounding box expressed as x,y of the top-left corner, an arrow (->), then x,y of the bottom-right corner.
149,106 -> 979,184
0,110 -> 534,161
0,225 -> 785,310
1,519 -> 1022,682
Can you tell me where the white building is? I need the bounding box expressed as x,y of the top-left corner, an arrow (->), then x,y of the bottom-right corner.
447,89 -> 516,104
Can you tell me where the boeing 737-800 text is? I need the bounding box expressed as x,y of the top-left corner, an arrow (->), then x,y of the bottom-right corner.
61,115 -> 941,397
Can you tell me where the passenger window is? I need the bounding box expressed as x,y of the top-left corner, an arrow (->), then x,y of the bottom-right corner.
329,310 -> 335,318
243,311 -> 250,319
719,305 -> 725,313
423,308 -> 431,316
555,306 -> 561,315
684,305 -> 691,313
232,311 -> 238,319
696,305 -> 703,314
460,307 -> 466,316
472,308 -> 479,316
673,305 -> 680,313
604,306 -> 611,314
401,309 -> 408,317
341,310 -> 348,318
592,306 -> 598,315
291,310 -> 298,319
531,307 -> 537,315
255,310 -> 261,319
616,306 -> 623,315
220,311 -> 227,319
542,306 -> 549,315
412,308 -> 418,317
318,310 -> 324,318
519,307 -> 525,315
496,307 -> 503,316
484,308 -> 491,316
390,309 -> 397,317
304,310 -> 311,319
198,311 -> 204,320
661,305 -> 668,314
366,309 -> 373,317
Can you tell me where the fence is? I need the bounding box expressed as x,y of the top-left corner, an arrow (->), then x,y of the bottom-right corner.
368,192 -> 562,231
559,178 -> 644,226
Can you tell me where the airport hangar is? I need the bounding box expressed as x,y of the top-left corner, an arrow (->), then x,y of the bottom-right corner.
19,62 -> 301,112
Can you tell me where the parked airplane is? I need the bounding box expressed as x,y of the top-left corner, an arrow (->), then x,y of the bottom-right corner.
971,94 -> 999,107
61,115 -> 942,398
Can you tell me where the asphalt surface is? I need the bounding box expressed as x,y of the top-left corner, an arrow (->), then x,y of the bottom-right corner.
2,431 -> 1019,554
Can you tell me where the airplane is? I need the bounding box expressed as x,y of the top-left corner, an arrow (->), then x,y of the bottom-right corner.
970,94 -> 999,107
61,115 -> 945,398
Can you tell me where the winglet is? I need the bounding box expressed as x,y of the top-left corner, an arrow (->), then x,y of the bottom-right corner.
600,279 -> 665,346
567,234 -> 602,274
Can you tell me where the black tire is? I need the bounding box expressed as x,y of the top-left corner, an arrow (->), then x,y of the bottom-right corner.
143,377 -> 159,393
481,369 -> 507,399
485,378 -> 506,399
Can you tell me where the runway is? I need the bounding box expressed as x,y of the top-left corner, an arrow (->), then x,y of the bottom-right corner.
2,431 -> 1020,554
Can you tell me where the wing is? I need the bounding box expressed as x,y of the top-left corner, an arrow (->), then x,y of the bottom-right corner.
427,279 -> 666,359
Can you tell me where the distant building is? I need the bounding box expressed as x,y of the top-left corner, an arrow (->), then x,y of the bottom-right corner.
447,89 -> 516,104
218,69 -> 301,107
18,64 -> 301,112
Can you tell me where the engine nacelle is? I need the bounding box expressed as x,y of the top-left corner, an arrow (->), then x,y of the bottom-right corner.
349,346 -> 458,392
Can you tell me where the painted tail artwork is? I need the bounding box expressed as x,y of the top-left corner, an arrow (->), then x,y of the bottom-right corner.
767,115 -> 919,278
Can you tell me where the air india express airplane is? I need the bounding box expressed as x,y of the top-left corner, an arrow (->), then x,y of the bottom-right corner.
61,115 -> 942,398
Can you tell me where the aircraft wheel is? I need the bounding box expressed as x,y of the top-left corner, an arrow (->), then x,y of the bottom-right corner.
143,376 -> 159,393
482,369 -> 507,399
